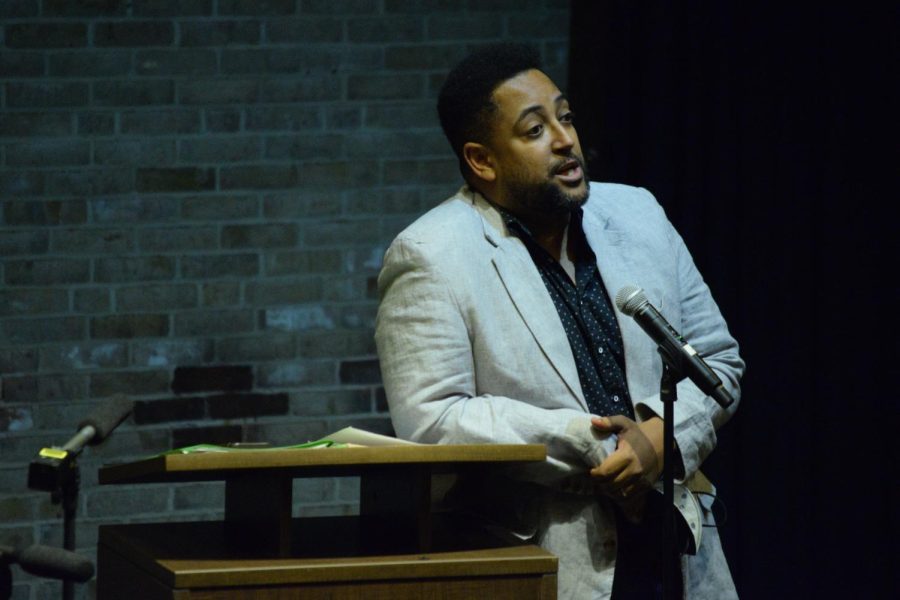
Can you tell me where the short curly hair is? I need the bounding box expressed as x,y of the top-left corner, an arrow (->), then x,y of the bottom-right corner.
437,43 -> 542,172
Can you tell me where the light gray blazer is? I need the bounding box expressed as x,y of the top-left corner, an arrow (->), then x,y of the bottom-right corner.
375,183 -> 744,599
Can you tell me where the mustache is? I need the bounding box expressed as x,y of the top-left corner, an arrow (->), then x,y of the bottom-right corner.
550,153 -> 586,176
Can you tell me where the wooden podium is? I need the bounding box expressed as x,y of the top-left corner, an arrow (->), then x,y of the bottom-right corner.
96,444 -> 558,599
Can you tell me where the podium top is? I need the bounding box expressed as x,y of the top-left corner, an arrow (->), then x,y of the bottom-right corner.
99,444 -> 546,486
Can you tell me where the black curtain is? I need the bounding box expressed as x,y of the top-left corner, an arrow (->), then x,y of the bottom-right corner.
569,2 -> 895,598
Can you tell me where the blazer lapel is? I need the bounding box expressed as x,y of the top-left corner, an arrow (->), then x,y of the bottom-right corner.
471,193 -> 588,410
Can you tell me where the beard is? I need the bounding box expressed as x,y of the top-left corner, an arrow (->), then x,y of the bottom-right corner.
504,154 -> 590,216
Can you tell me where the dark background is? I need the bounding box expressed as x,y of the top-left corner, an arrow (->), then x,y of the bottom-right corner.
570,2 -> 895,598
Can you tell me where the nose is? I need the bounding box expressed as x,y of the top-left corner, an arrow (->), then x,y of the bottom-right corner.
550,120 -> 575,153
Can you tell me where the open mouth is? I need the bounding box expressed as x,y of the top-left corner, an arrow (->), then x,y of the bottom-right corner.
554,159 -> 583,184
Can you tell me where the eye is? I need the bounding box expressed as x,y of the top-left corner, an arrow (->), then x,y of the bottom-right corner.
526,123 -> 544,138
559,111 -> 575,124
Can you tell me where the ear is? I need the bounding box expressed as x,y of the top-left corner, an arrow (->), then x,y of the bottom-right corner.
462,142 -> 496,183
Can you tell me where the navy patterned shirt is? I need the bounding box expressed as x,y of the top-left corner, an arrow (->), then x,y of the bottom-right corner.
501,207 -> 635,420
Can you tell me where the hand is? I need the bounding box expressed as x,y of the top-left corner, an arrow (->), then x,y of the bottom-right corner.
589,415 -> 664,501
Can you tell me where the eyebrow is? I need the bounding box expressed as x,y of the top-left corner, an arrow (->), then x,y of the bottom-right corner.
514,94 -> 569,126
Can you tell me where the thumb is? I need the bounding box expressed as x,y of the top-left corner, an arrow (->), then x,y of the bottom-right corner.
591,416 -> 622,432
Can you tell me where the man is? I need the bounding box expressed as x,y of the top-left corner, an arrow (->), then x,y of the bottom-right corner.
375,44 -> 743,599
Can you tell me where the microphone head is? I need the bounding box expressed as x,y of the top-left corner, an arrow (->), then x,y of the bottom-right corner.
615,285 -> 648,316
13,545 -> 94,582
77,394 -> 134,445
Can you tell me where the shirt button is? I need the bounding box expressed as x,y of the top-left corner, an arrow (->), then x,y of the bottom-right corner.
613,395 -> 620,402
598,347 -> 604,354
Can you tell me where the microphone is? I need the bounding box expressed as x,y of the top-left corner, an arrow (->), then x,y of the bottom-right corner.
28,395 -> 134,493
64,394 -> 134,453
0,544 -> 94,582
615,285 -> 734,409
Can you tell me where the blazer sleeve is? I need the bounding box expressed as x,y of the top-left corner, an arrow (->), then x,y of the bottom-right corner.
375,236 -> 615,485
633,192 -> 744,480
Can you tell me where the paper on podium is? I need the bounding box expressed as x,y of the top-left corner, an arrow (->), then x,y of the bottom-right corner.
324,426 -> 421,447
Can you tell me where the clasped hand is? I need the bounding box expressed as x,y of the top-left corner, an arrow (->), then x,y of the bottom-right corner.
590,415 -> 665,504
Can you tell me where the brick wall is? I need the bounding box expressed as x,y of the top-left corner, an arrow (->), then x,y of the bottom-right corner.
0,2 -> 570,598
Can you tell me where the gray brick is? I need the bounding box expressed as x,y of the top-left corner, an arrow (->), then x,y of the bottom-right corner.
344,188 -> 422,215
133,396 -> 205,424
137,226 -> 218,252
39,342 -> 128,371
265,134 -> 344,161
384,0 -> 462,13
90,314 -> 170,339
0,112 -> 72,137
93,80 -> 175,107
4,140 -> 90,167
117,284 -> 198,312
135,49 -> 217,75
73,288 -> 111,313
5,23 -> 87,48
42,0 -> 128,17
364,102 -> 437,128
181,195 -> 258,220
245,279 -> 323,305
385,44 -> 468,70
304,219 -> 382,247
344,130 -> 445,158
131,338 -> 213,368
325,106 -> 362,130
299,160 -> 380,188
90,369 -> 170,398
219,0 -> 295,15
216,333 -> 295,362
0,348 -> 38,374
94,256 -> 176,283
93,139 -> 176,166
265,250 -> 342,277
94,21 -> 174,47
84,486 -> 168,518
179,20 -> 260,47
92,196 -> 180,223
0,52 -> 45,78
297,329 -> 376,358
221,224 -> 297,249
265,18 -> 343,43
323,275 -> 368,302
260,76 -> 342,102
4,259 -> 89,285
347,74 -> 424,100
245,106 -> 324,131
0,230 -> 49,256
347,16 -> 424,42
257,360 -> 335,387
205,108 -> 242,132
0,171 -> 44,196
121,109 -> 201,135
50,227 -> 132,254
179,79 -> 259,105
0,288 -> 69,316
180,254 -> 258,279
220,165 -> 298,190
77,111 -> 115,135
1,373 -> 88,402
0,1 -> 39,18
339,358 -> 381,384
178,136 -> 263,163
264,305 -> 334,331
133,0 -> 213,17
174,309 -> 255,336
303,0 -> 377,13
263,192 -> 342,219
207,392 -> 288,419
290,389 -> 370,417
136,168 -> 215,192
172,482 -> 223,511
201,282 -> 241,307
508,12 -> 570,38
0,317 -> 85,344
45,168 -> 133,196
426,15 -> 503,40
383,156 -> 457,185
48,50 -> 131,77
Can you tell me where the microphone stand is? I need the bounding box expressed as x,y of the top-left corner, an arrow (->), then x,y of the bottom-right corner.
659,359 -> 679,600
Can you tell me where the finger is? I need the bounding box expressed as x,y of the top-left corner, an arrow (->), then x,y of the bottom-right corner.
590,416 -> 620,432
590,448 -> 632,479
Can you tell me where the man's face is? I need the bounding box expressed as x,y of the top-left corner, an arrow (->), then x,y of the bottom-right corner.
484,69 -> 589,217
